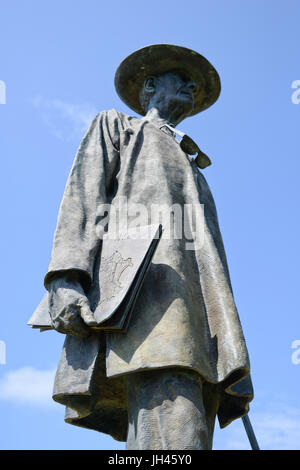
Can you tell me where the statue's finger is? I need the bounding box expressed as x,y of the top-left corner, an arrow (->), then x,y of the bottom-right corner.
79,299 -> 98,326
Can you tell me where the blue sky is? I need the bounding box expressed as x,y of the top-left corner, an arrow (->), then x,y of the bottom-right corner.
0,0 -> 300,450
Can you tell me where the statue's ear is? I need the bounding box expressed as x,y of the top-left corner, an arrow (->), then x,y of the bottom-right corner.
144,76 -> 156,93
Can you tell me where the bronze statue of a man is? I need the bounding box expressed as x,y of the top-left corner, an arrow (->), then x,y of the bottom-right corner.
30,44 -> 253,450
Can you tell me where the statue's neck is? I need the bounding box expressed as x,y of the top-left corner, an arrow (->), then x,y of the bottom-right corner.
144,107 -> 181,128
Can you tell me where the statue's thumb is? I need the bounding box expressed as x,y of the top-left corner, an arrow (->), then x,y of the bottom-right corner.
78,298 -> 97,326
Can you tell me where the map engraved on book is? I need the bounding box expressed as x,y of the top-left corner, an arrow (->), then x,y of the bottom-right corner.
99,250 -> 133,305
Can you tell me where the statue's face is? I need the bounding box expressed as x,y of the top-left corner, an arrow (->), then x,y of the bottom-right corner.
144,71 -> 198,117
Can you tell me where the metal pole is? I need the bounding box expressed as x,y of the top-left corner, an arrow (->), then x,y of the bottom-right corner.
242,414 -> 260,450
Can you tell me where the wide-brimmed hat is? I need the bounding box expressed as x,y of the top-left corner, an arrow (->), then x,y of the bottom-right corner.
114,44 -> 221,116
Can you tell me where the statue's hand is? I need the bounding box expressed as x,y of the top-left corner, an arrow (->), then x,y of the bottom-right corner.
48,273 -> 97,338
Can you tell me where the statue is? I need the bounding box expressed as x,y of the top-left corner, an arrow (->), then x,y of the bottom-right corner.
29,44 -> 253,450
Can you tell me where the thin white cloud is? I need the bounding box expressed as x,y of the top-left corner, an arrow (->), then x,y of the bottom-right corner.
254,406 -> 300,450
213,404 -> 300,450
33,96 -> 98,141
0,366 -> 57,408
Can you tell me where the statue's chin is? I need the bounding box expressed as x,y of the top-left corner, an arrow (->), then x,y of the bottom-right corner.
178,96 -> 194,117
178,103 -> 194,121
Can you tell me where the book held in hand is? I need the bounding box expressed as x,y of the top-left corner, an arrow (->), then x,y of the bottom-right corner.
28,224 -> 162,333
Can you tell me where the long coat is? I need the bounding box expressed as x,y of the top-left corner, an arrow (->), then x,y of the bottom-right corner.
36,109 -> 253,441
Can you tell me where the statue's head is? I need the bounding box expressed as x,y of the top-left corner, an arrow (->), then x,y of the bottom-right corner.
139,70 -> 198,122
114,44 -> 221,119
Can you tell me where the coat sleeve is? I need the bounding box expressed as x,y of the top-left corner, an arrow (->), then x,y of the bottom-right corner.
44,110 -> 120,293
196,169 -> 234,294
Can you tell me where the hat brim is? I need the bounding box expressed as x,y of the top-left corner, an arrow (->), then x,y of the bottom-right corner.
114,44 -> 221,117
